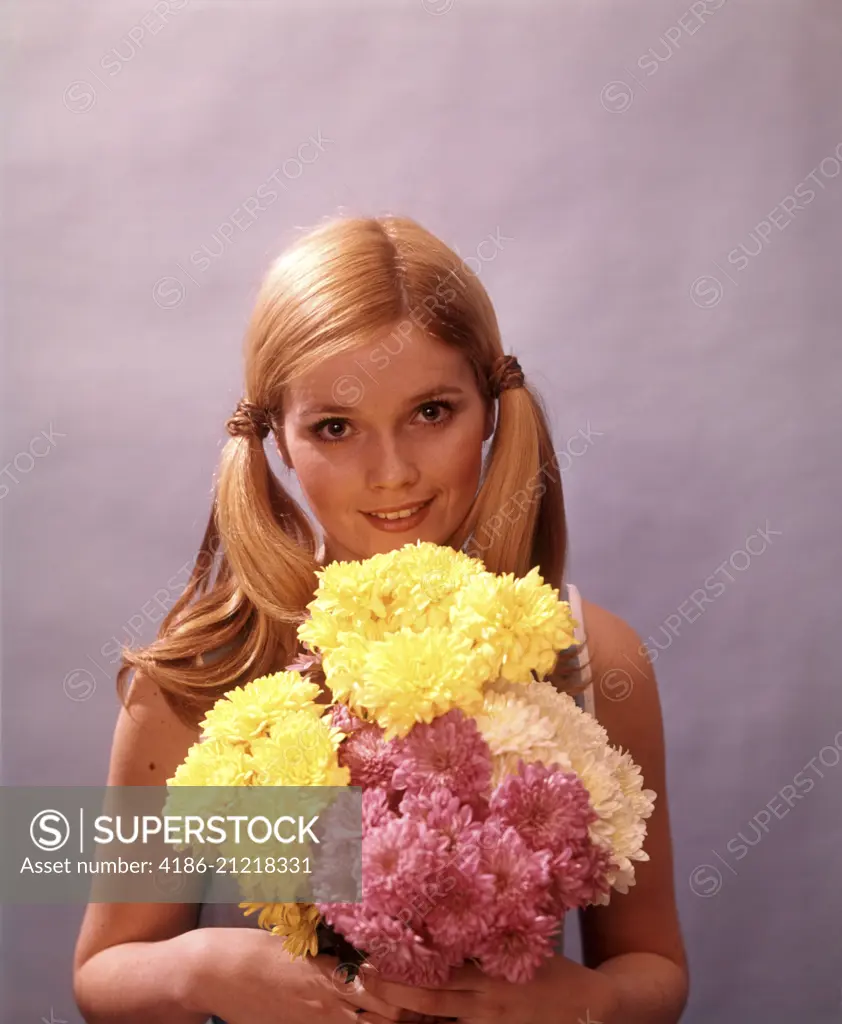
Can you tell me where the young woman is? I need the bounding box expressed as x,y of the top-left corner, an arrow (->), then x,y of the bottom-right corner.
73,215 -> 689,1023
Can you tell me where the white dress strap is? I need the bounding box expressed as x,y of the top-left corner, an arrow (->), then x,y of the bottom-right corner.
553,580 -> 596,957
565,581 -> 596,720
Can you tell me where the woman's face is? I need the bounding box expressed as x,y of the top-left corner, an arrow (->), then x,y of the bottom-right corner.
279,324 -> 495,564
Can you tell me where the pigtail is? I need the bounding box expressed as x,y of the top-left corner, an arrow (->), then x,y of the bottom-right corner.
453,380 -> 589,698
115,432 -> 321,726
214,428 -> 316,622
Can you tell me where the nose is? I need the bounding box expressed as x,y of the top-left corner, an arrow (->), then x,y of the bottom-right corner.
365,432 -> 421,492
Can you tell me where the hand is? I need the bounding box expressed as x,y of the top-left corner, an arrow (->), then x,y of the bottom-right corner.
359,953 -> 621,1024
183,927 -> 430,1023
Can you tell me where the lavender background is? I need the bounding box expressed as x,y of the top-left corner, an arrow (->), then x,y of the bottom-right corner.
3,1 -> 841,1021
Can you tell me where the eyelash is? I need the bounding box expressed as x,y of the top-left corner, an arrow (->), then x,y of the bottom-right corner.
309,400 -> 457,446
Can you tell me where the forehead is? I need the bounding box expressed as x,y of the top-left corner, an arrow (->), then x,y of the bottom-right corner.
286,327 -> 476,414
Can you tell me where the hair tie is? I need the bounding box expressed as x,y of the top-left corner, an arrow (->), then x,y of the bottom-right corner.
226,399 -> 272,440
489,354 -> 525,398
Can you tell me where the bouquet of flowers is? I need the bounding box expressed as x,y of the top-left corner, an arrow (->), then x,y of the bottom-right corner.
166,541 -> 656,986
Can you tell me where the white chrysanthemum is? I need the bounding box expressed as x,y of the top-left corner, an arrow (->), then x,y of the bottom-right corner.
592,744 -> 656,897
473,686 -> 572,782
476,678 -> 657,898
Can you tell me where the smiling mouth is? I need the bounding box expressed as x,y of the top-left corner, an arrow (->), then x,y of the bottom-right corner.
363,498 -> 434,521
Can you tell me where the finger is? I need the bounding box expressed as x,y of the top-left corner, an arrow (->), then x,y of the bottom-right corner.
436,962 -> 484,989
338,975 -> 418,1022
358,971 -> 473,1019
348,1012 -> 405,1024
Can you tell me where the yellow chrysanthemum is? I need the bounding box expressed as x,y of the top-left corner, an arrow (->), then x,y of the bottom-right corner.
298,541 -> 485,655
167,738 -> 256,788
164,738 -> 257,836
319,632 -> 371,709
297,558 -> 392,651
452,567 -> 578,682
342,626 -> 490,740
165,672 -> 349,866
198,671 -> 324,745
372,542 -> 486,629
240,901 -> 321,959
249,710 -> 350,787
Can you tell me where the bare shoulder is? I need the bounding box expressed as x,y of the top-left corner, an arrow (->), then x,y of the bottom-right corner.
574,596 -> 689,980
108,671 -> 203,788
578,595 -> 658,745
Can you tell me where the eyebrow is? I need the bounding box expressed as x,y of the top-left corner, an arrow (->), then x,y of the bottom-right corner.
300,385 -> 466,417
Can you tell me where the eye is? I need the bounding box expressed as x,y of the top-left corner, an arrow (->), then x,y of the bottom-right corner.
417,400 -> 455,426
308,399 -> 456,446
309,418 -> 350,445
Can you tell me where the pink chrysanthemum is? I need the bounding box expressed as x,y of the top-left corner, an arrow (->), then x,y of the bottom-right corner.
474,906 -> 561,983
310,838 -> 361,902
488,760 -> 613,916
362,787 -> 396,830
475,822 -> 551,914
360,816 -> 452,917
422,855 -> 497,956
490,760 -> 597,852
547,841 -> 614,914
399,787 -> 483,843
308,789 -> 364,901
339,722 -> 399,789
329,702 -> 365,735
351,912 -> 459,986
286,647 -> 322,675
318,811 -> 472,984
391,709 -> 492,809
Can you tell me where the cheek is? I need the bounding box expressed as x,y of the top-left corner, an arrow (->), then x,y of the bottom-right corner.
432,425 -> 485,493
287,446 -> 355,513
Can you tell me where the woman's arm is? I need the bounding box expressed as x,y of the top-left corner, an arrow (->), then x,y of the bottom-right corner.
595,952 -> 689,1023
74,928 -> 208,1024
576,599 -> 690,1022
73,672 -> 210,1022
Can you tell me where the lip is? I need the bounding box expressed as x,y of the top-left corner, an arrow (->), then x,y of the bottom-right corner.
362,498 -> 434,514
361,496 -> 435,531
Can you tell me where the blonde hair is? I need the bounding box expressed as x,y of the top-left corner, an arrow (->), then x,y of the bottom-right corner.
116,215 -> 590,727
